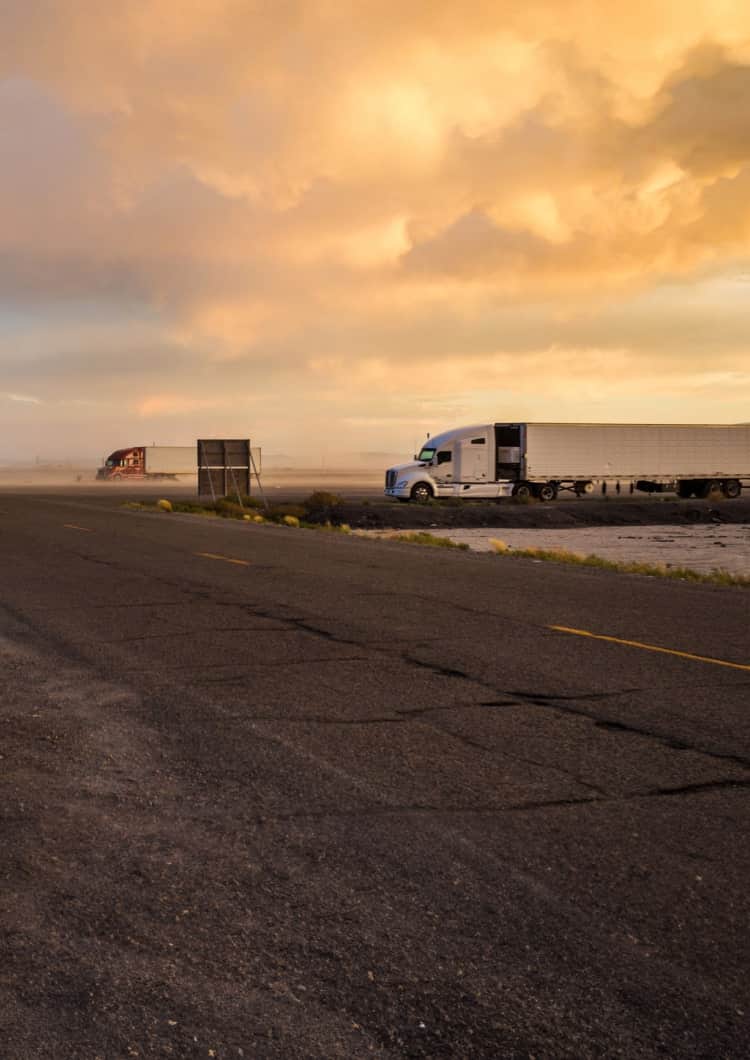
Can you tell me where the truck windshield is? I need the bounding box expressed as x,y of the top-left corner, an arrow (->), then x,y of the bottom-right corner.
418,447 -> 435,462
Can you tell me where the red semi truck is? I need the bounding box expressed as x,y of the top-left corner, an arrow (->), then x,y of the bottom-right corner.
96,446 -> 196,481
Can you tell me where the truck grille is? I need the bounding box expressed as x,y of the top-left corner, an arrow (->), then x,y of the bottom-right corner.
385,470 -> 397,488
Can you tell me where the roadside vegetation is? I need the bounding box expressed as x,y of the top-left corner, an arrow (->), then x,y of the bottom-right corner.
123,493 -> 352,534
384,531 -> 469,550
489,539 -> 750,588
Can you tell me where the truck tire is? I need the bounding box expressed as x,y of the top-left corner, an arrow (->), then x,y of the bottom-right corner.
410,482 -> 433,503
697,479 -> 720,499
538,483 -> 557,502
574,481 -> 594,495
722,479 -> 741,499
512,482 -> 534,500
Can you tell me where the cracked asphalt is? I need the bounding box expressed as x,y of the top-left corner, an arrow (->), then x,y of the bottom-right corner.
1,492 -> 749,1058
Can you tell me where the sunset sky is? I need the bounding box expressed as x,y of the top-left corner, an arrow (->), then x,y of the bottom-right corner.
2,2 -> 749,465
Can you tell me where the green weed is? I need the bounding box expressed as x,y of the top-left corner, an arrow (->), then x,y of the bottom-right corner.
304,490 -> 344,510
388,531 -> 469,550
170,501 -> 219,516
221,494 -> 263,509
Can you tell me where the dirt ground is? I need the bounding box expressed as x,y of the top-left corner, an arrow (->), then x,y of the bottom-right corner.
312,496 -> 750,531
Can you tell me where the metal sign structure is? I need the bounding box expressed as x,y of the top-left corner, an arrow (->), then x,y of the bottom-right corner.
197,439 -> 265,507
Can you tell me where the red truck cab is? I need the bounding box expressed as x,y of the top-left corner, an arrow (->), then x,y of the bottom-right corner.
96,447 -> 145,480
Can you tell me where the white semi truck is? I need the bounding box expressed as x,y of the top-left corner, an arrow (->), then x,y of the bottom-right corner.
384,423 -> 750,502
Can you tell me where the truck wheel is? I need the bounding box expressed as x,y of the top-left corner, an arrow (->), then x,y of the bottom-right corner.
512,482 -> 534,500
538,483 -> 557,502
697,480 -> 720,499
574,481 -> 594,495
410,482 -> 433,503
722,479 -> 741,499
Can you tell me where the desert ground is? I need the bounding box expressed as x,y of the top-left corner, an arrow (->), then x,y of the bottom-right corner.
370,524 -> 750,577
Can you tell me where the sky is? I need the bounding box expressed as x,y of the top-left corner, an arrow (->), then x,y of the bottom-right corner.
1,1 -> 750,466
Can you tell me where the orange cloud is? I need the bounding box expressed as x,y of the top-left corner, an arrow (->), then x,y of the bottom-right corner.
2,2 -> 750,462
136,394 -> 220,417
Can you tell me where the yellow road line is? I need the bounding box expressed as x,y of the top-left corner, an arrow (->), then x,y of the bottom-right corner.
63,524 -> 94,532
195,552 -> 249,567
549,625 -> 750,672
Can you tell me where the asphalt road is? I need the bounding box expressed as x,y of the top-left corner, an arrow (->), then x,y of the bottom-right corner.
1,492 -> 749,1058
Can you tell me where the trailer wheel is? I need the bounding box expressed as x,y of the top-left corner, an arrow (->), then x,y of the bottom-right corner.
697,479 -> 720,499
722,479 -> 741,499
677,481 -> 694,499
538,483 -> 557,502
512,482 -> 534,500
410,482 -> 433,503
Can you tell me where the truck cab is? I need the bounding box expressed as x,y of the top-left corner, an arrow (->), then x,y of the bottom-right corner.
385,425 -> 516,501
96,447 -> 145,479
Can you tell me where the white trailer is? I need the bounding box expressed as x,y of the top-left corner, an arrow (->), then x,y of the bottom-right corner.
143,447 -> 197,475
384,423 -> 750,502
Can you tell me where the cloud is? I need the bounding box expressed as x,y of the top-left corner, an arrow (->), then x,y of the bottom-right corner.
1,3 -> 750,461
136,394 -> 223,417
400,46 -> 750,289
4,391 -> 42,404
